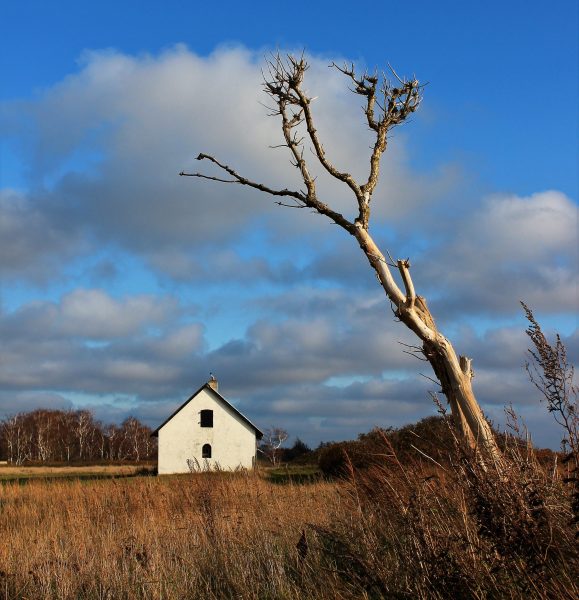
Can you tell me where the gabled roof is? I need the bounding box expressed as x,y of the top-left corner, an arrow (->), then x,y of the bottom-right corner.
152,383 -> 263,439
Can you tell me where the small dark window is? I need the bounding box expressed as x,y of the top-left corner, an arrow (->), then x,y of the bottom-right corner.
202,444 -> 212,459
200,409 -> 213,427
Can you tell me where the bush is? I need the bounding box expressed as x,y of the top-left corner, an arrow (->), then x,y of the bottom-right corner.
318,418 -> 460,477
282,438 -> 313,463
318,435 -> 388,477
386,416 -> 458,463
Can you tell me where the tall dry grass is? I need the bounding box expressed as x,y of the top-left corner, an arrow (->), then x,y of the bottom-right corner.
314,425 -> 578,599
0,472 -> 344,599
1,448 -> 577,598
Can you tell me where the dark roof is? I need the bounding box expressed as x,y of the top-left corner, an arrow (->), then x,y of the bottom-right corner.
151,383 -> 263,439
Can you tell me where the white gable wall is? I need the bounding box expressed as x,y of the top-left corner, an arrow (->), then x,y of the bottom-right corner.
157,388 -> 257,474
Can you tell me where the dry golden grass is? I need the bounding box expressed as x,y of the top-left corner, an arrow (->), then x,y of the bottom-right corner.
0,471 -> 343,599
1,453 -> 577,599
2,312 -> 576,599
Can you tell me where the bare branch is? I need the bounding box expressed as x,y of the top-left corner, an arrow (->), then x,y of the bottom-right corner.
402,350 -> 429,362
327,61 -> 423,228
398,340 -> 427,360
397,259 -> 416,309
459,355 -> 474,379
261,56 -> 368,228
420,372 -> 442,387
387,62 -> 405,85
278,99 -> 316,200
285,61 -> 364,202
180,154 -> 307,202
275,201 -> 307,209
181,152 -> 356,233
179,173 -> 238,185
200,54 -> 423,233
385,248 -> 397,267
331,61 -> 380,132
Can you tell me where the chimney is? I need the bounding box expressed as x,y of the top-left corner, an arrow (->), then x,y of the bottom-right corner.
208,373 -> 218,392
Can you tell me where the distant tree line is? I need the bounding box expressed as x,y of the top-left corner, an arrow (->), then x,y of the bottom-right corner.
316,416 -> 560,477
0,409 -> 156,464
260,416 -> 560,476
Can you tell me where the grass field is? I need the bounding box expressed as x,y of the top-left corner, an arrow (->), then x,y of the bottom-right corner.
0,464 -> 154,482
0,453 -> 577,599
0,469 -> 341,599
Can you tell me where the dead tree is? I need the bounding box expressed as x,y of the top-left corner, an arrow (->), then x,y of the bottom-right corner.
260,427 -> 289,465
181,55 -> 501,461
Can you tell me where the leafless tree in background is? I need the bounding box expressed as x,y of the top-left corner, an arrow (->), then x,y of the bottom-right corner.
0,409 -> 156,463
260,427 -> 289,465
74,410 -> 94,460
118,417 -> 152,462
181,55 -> 501,460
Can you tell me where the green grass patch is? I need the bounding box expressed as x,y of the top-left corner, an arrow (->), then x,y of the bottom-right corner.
0,465 -> 155,484
263,465 -> 322,484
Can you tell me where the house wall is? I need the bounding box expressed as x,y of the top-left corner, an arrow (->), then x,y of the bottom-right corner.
157,388 -> 257,474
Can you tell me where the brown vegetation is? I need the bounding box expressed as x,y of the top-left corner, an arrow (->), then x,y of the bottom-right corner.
318,425 -> 577,599
1,442 -> 577,599
0,472 -> 340,599
0,464 -> 152,481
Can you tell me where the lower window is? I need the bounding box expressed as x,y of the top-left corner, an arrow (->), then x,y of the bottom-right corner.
202,444 -> 212,459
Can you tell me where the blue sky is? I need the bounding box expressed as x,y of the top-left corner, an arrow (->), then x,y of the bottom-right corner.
1,0 -> 577,448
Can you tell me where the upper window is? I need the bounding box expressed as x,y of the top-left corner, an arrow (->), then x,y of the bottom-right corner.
200,409 -> 213,427
202,444 -> 212,458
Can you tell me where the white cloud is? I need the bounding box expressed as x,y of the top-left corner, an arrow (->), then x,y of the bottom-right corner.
60,289 -> 179,338
2,289 -> 180,340
412,190 -> 578,318
1,45 -> 455,282
0,283 -> 575,446
1,46 -> 576,448
0,188 -> 87,280
479,191 -> 576,258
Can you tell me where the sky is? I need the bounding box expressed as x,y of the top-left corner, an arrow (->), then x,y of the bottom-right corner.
1,0 -> 577,449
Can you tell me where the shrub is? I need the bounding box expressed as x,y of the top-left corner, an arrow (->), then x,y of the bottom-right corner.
318,435 -> 388,477
282,438 -> 313,463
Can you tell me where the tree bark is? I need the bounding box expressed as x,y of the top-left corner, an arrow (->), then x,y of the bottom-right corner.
355,225 -> 501,462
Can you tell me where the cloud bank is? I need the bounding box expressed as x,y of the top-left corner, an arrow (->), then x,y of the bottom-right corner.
1,46 -> 576,448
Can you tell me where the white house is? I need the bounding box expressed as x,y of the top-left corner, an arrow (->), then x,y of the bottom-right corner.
152,377 -> 263,474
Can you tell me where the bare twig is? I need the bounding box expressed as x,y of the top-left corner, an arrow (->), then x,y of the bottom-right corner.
420,372 -> 442,387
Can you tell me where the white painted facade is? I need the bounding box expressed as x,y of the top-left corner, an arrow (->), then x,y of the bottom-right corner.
153,380 -> 262,474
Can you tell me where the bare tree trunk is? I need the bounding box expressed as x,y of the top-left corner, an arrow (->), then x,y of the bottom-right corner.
355,226 -> 500,461
182,54 -> 503,462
